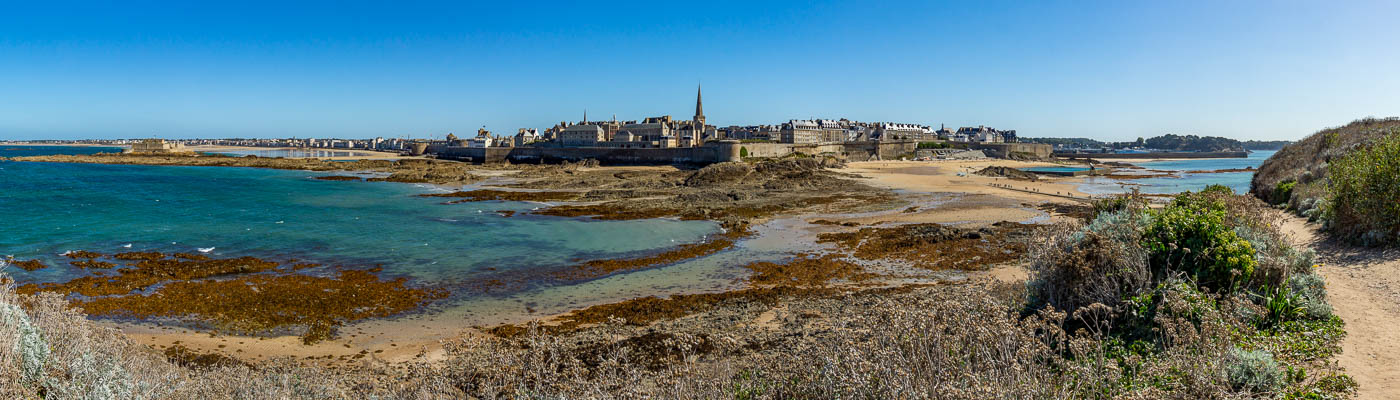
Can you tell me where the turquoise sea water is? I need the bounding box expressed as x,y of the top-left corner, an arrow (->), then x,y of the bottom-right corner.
0,146 -> 721,293
1079,150 -> 1275,195
1,145 -> 121,157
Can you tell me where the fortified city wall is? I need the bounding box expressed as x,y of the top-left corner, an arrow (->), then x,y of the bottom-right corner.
952,142 -> 1054,159
735,141 -> 921,160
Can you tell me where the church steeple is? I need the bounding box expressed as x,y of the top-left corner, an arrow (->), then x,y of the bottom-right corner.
693,84 -> 705,127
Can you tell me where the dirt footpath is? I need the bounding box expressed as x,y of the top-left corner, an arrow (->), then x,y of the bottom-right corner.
1283,218 -> 1400,399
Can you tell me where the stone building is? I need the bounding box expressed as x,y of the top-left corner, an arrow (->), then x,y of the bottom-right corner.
468,128 -> 495,148
620,116 -> 673,142
514,128 -> 541,147
779,119 -> 849,143
873,122 -> 933,141
935,124 -> 954,140
560,124 -> 605,146
953,126 -> 1013,143
126,139 -> 187,154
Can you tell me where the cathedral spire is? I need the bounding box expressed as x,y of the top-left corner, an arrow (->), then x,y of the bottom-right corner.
693,84 -> 705,126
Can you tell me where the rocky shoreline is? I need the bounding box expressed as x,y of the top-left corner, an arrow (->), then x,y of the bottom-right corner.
15,251 -> 446,344
4,152 -> 1074,372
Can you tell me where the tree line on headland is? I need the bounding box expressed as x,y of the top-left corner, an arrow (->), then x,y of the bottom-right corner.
1025,134 -> 1292,152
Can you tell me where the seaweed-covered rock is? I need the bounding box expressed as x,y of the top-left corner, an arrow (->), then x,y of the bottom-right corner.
685,162 -> 754,187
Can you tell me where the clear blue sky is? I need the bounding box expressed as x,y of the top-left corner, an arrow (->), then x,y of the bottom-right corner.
3,0 -> 1398,141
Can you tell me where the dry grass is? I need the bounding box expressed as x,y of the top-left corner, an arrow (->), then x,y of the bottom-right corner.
1251,116 -> 1400,222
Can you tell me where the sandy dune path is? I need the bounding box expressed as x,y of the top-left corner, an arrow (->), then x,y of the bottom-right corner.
1282,218 -> 1400,398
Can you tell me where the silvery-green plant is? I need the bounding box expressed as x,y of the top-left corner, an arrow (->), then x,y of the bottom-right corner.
44,351 -> 136,400
2,299 -> 50,389
1287,273 -> 1333,320
1226,348 -> 1284,393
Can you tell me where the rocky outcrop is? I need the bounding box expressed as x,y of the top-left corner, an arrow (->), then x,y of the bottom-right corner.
974,166 -> 1039,181
684,162 -> 754,187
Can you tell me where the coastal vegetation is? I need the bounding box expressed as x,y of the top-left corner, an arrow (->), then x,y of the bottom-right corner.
1143,133 -> 1246,152
1323,131 -> 1400,245
1025,134 -> 1249,152
1252,117 -> 1400,245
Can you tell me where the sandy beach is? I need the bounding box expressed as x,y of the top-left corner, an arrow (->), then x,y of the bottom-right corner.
846,159 -> 1091,200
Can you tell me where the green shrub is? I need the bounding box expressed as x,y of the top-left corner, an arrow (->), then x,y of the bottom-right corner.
1202,184 -> 1235,195
1117,279 -> 1218,343
739,146 -> 749,158
1325,131 -> 1400,246
1144,195 -> 1258,293
1270,180 -> 1296,206
1227,348 -> 1285,393
916,141 -> 949,149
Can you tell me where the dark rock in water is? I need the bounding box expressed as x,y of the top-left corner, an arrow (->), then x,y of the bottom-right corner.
9,258 -> 48,271
313,175 -> 362,181
422,189 -> 580,203
70,260 -> 116,269
63,250 -> 103,259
